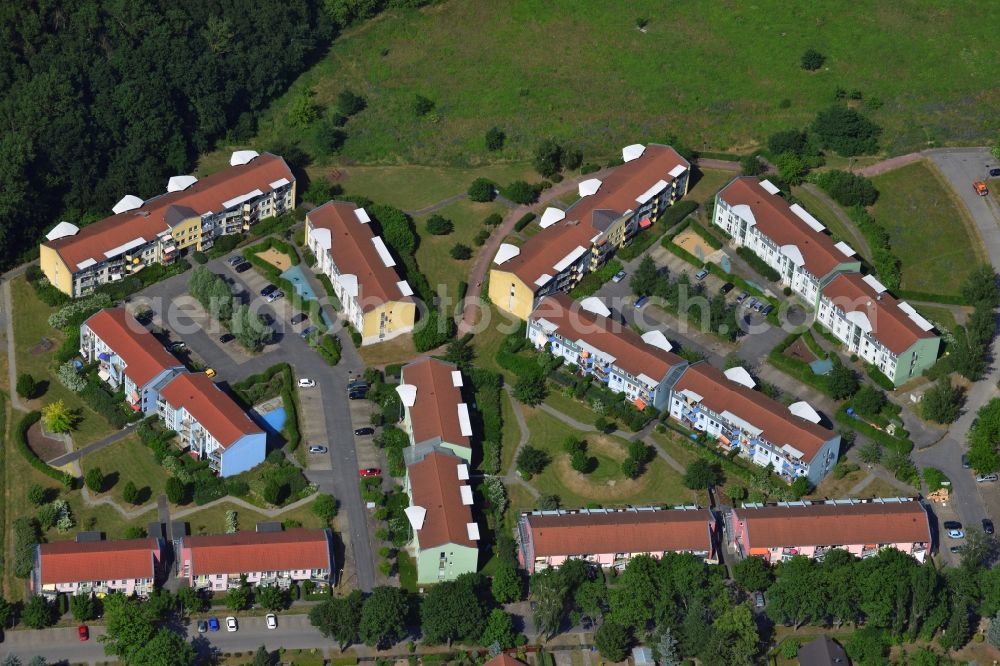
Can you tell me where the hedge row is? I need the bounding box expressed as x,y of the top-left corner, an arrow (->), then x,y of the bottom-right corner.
513,212 -> 536,232
768,347 -> 836,398
894,289 -> 968,306
661,235 -> 705,268
569,259 -> 622,299
469,368 -> 504,474
15,411 -> 75,488
864,363 -> 896,391
834,405 -> 913,455
736,247 -> 782,283
231,363 -> 301,451
688,219 -> 724,250
618,200 -> 698,262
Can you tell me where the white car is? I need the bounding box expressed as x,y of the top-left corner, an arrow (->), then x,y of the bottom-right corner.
226,616 -> 238,632
298,378 -> 316,388
947,529 -> 965,539
266,613 -> 277,630
308,445 -> 328,454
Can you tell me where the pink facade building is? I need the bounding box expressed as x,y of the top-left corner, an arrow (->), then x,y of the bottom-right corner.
517,507 -> 717,573
32,538 -> 164,598
181,528 -> 334,592
730,498 -> 932,563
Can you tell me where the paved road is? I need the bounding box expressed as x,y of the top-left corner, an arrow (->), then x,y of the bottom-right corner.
48,422 -> 139,466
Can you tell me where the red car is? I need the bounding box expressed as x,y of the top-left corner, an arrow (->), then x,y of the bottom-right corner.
78,624 -> 89,641
359,468 -> 381,478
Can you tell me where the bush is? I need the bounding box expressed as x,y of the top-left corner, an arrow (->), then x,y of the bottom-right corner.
812,170 -> 879,206
191,251 -> 208,264
425,215 -> 453,235
467,178 -> 496,202
84,467 -> 105,493
449,243 -> 472,260
767,130 -> 809,157
514,212 -> 536,231
338,89 -> 367,116
740,154 -> 766,176
485,126 -> 505,151
412,94 -> 435,116
736,247 -> 781,282
801,48 -> 826,70
569,259 -> 623,298
811,105 -> 881,156
316,334 -> 342,366
483,212 -> 503,227
16,373 -> 37,399
580,163 -> 601,175
502,181 -> 539,205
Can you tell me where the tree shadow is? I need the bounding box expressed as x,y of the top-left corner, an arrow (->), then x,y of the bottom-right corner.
102,471 -> 120,493
136,486 -> 153,505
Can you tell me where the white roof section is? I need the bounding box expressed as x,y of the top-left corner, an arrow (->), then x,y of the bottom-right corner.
534,273 -> 554,287
353,207 -> 371,224
780,244 -> 805,267
724,366 -> 756,388
395,384 -> 417,408
759,179 -> 782,195
221,189 -> 264,209
781,443 -> 806,459
845,309 -> 873,333
167,175 -> 198,193
789,401 -> 822,424
731,204 -> 757,226
539,207 -> 566,229
104,237 -> 147,259
457,463 -> 469,481
578,178 -> 602,197
679,389 -> 703,403
636,179 -> 668,205
553,245 -> 588,272
862,274 -> 888,294
898,302 -> 935,332
637,373 -> 659,388
668,164 -> 688,179
404,505 -> 426,530
721,410 -> 764,438
112,195 -> 144,215
457,403 -> 473,436
269,177 -> 290,189
310,227 -> 331,251
494,244 -> 520,265
46,221 -> 79,241
460,485 -> 474,505
337,273 -> 359,298
834,241 -> 856,257
451,371 -> 463,388
396,280 -> 414,297
466,522 -> 480,541
580,297 -> 611,318
230,150 -> 259,166
76,258 -> 97,270
622,144 -> 646,162
789,204 -> 826,232
371,237 -> 396,268
640,330 -> 672,352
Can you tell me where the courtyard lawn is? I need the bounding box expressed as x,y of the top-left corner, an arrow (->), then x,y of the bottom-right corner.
81,434 -> 166,506
10,277 -> 116,446
180,498 -> 326,536
687,168 -> 737,207
469,303 -> 523,378
357,333 -> 418,367
870,161 -> 986,297
790,185 -> 868,259
911,303 -> 963,336
521,408 -> 694,508
506,481 -> 539,515
499,390 -> 521,475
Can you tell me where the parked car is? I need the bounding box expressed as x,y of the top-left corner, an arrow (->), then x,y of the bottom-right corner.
78,625 -> 89,641
720,282 -> 734,295
948,529 -> 965,539
753,592 -> 765,609
973,180 -> 989,196
354,427 -> 375,436
612,270 -> 627,283
218,333 -> 234,344
949,545 -> 963,554
634,295 -> 649,309
266,290 -> 284,303
300,326 -> 318,339
205,368 -> 216,378
348,391 -> 367,400
298,378 -> 316,388
695,269 -> 709,281
208,617 -> 220,632
753,300 -> 765,312
197,620 -> 208,633
761,304 -> 775,316
235,262 -> 251,273
943,521 -> 962,530
226,616 -> 238,632
962,454 -> 971,469
227,255 -> 243,266
983,519 -> 995,535
170,341 -> 187,351
735,291 -> 749,303
359,468 -> 382,478
261,284 -> 277,297
266,614 -> 277,630
291,312 -> 308,325
990,168 -> 1000,178
308,445 -> 328,454
976,473 -> 998,483
347,380 -> 369,392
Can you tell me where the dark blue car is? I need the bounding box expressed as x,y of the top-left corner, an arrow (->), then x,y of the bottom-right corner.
208,616 -> 220,632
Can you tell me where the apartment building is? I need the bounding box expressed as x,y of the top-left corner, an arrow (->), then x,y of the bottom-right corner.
712,177 -> 861,307
80,308 -> 184,415
527,294 -> 688,411
517,507 -> 717,574
180,528 -> 335,592
158,373 -> 266,477
490,143 -> 690,320
397,358 -> 473,462
31,537 -> 165,598
818,272 -> 941,386
729,498 -> 932,563
305,201 -> 416,345
668,363 -> 840,484
40,151 -> 295,297
403,447 -> 479,584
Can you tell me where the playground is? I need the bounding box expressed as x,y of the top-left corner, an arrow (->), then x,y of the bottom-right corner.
255,248 -> 293,272
673,228 -> 715,262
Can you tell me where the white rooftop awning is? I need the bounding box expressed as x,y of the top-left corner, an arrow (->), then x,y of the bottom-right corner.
457,404 -> 473,437
834,241 -> 856,257
311,227 -> 331,251
396,280 -> 414,297
862,274 -> 888,294
679,389 -> 703,403
898,302 -> 935,332
269,177 -> 290,189
230,150 -> 259,166
724,366 -> 756,388
76,258 -> 97,270
112,195 -> 144,215
104,237 -> 147,259
451,371 -> 463,387
221,189 -> 264,209
668,164 -> 688,178
404,505 -> 426,530
622,144 -> 645,162
781,443 -> 806,459
790,204 -> 826,232
371,237 -> 396,267
354,208 -> 371,224
789,401 -> 822,424
636,180 -> 668,205
337,273 -> 359,298
466,522 -> 480,541
759,179 -> 781,195
395,384 -> 417,407
534,273 -> 553,287
539,207 -> 566,229
731,203 -> 757,226
167,175 -> 198,193
494,244 -> 520,265
553,246 -> 588,272
580,297 -> 611,318
578,178 -> 602,197
460,485 -> 474,505
720,410 -> 764,437
46,221 -> 79,241
845,309 -> 873,333
640,330 -> 672,352
780,244 -> 805,267
457,464 -> 470,480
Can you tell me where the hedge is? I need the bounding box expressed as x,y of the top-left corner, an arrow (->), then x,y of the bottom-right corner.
834,405 -> 913,454
513,213 -> 536,232
894,290 -> 968,306
619,200 -> 699,262
688,219 -> 724,250
863,363 -> 896,391
231,363 -> 301,451
316,274 -> 343,311
16,412 -> 75,488
661,237 -> 705,268
736,247 -> 782,282
569,259 -> 622,299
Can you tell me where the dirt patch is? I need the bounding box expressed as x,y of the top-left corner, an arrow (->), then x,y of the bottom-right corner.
29,337 -> 54,355
673,228 -> 713,260
255,248 -> 292,272
27,422 -> 69,462
783,337 -> 817,364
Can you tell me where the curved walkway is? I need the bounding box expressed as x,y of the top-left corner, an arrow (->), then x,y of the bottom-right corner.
855,153 -> 923,177
80,483 -> 321,521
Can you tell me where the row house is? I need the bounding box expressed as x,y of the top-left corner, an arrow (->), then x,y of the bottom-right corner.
180,528 -> 335,592
403,447 -> 479,584
517,507 -> 717,574
490,143 -> 690,320
729,497 -> 932,563
31,537 -> 165,598
712,177 -> 861,307
40,151 -> 295,297
80,308 -> 184,414
306,200 -> 416,345
818,272 -> 941,386
527,294 -> 688,411
668,363 -> 840,485
397,357 -> 473,462
158,373 -> 266,477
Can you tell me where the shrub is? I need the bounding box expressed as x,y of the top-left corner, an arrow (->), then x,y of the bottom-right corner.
84,467 -> 105,493
425,214 -> 453,235
801,48 -> 826,70
467,178 -> 496,202
812,170 -> 879,206
57,361 -> 86,393
811,105 -> 881,156
473,229 -> 491,246
483,212 -> 503,227
740,154 -> 766,176
16,373 -> 37,399
449,244 -> 472,260
485,126 -> 505,151
514,212 -> 536,231
767,130 -> 809,157
580,163 -> 601,175
338,89 -> 367,116
412,94 -> 435,116
191,251 -> 208,264
502,181 -> 539,205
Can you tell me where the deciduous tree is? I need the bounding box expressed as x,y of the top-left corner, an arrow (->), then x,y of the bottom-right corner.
309,590 -> 363,649
359,586 -> 410,648
594,620 -> 631,662
491,563 -> 522,604
420,575 -> 488,645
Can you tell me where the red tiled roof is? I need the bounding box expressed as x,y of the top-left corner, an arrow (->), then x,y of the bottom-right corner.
184,529 -> 331,575
501,145 -> 689,285
45,154 -> 293,270
718,177 -> 849,278
84,308 -> 182,386
401,358 -> 470,448
524,509 -> 714,557
675,363 -> 833,460
306,201 -> 413,312
821,272 -> 936,355
408,451 -> 476,549
38,538 -> 160,585
484,656 -> 528,666
531,293 -> 686,381
159,373 -> 262,448
736,500 -> 930,549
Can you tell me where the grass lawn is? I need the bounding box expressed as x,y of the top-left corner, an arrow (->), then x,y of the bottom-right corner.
180,498 -> 325,536
499,390 -> 521,474
870,161 -> 986,297
81,434 -> 166,506
357,334 -> 418,367
506,481 -> 538,514
469,304 -> 523,378
10,277 -> 116,446
396,551 -> 417,592
687,168 -> 736,206
521,408 -> 694,508
543,390 -> 599,427
911,303 -> 963,335
808,467 -> 869,499
790,185 -> 866,259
